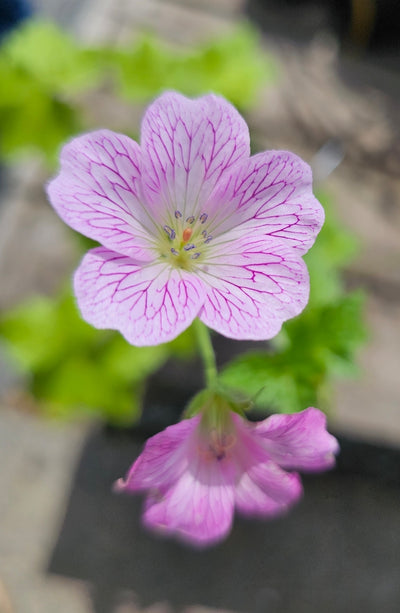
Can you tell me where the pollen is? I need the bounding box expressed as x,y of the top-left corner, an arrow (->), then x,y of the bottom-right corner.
182,227 -> 193,242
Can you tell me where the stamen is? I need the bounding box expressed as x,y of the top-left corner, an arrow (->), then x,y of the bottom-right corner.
170,248 -> 179,256
201,230 -> 207,238
174,210 -> 182,219
184,243 -> 196,251
186,215 -> 195,224
164,225 -> 176,240
191,252 -> 201,259
182,227 -> 193,242
204,235 -> 213,244
199,213 -> 208,224
223,433 -> 236,451
208,430 -> 236,461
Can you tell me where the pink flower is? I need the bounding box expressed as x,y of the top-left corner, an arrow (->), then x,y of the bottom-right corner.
115,408 -> 339,547
47,92 -> 324,346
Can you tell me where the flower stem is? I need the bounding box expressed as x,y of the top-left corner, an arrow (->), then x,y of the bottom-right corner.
193,319 -> 218,389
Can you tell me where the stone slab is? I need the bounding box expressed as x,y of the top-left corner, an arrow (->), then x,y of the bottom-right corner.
0,406 -> 91,613
74,0 -> 240,45
0,162 -> 77,310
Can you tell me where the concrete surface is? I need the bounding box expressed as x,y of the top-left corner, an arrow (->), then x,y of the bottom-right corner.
0,406 -> 91,613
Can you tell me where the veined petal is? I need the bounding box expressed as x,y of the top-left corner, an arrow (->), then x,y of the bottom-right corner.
140,92 -> 250,221
115,416 -> 200,492
198,236 -> 309,340
255,408 -> 340,471
47,130 -> 156,260
206,150 -> 324,255
232,414 -> 303,516
143,452 -> 236,547
234,461 -> 302,517
74,247 -> 205,346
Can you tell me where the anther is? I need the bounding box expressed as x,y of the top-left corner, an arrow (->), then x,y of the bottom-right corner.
191,252 -> 201,259
184,243 -> 196,251
174,210 -> 182,219
199,213 -> 208,224
204,235 -> 213,244
164,225 -> 176,240
186,215 -> 195,224
201,230 -> 207,238
170,248 -> 179,256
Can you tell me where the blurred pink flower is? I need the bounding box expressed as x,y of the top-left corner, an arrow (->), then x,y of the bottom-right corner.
47,92 -> 323,346
115,408 -> 339,547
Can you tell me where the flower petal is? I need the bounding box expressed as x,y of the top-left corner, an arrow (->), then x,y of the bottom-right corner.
198,236 -> 309,340
206,150 -> 324,255
115,416 -> 200,493
233,415 -> 303,517
47,130 -> 155,260
255,408 -> 340,471
143,454 -> 235,547
74,247 -> 205,346
234,461 -> 302,518
140,92 -> 250,221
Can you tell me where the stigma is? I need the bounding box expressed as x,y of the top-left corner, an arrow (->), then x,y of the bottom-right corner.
182,227 -> 193,242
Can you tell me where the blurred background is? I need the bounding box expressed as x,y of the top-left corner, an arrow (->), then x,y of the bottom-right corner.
0,0 -> 399,612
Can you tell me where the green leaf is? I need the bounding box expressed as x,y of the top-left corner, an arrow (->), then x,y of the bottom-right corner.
0,288 -> 200,425
0,21 -> 100,164
35,355 -> 142,425
305,190 -> 359,306
2,20 -> 102,94
111,26 -> 276,107
164,322 -> 197,358
283,291 -> 367,366
220,351 -> 303,413
0,21 -> 273,164
0,58 -> 80,164
100,335 -> 167,384
221,292 -> 367,414
109,36 -> 173,101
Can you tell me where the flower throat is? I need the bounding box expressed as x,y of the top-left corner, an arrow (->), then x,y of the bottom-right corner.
160,210 -> 213,270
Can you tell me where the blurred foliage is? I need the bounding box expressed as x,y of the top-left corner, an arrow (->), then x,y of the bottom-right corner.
0,52 -> 80,164
0,290 -> 195,425
0,21 -> 92,163
220,191 -> 367,414
2,21 -> 102,93
0,20 -> 274,165
110,27 -> 275,106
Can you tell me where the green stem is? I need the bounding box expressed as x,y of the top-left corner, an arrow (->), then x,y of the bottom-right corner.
193,319 -> 218,389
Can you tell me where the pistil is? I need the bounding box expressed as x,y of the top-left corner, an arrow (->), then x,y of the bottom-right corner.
182,227 -> 193,242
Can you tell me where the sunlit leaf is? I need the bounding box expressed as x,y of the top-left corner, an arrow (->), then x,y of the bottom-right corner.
112,26 -> 276,107
2,20 -> 101,93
